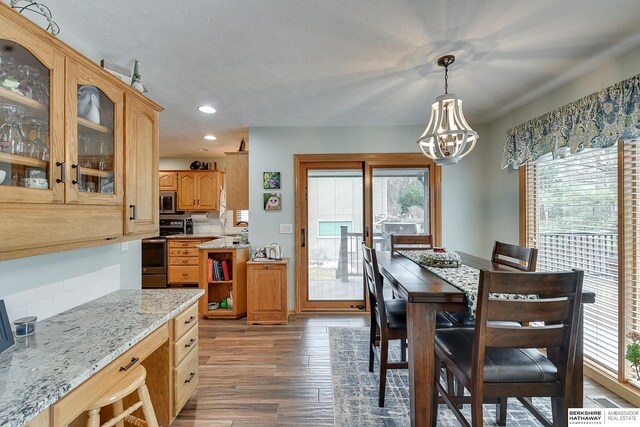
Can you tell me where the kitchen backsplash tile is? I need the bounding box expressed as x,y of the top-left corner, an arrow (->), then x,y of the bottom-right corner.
1,265 -> 121,326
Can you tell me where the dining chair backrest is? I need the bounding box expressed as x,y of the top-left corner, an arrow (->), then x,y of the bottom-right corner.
362,243 -> 386,321
472,269 -> 584,387
491,241 -> 538,272
390,234 -> 433,254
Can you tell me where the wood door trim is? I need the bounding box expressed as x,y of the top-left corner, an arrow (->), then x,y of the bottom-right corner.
294,153 -> 442,313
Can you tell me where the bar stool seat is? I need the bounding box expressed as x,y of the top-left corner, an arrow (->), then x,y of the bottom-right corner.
86,365 -> 159,427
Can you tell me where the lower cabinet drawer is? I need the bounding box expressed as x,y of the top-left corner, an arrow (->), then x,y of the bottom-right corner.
170,256 -> 199,266
169,248 -> 198,257
173,303 -> 199,339
169,266 -> 199,283
174,344 -> 199,415
174,322 -> 198,365
169,240 -> 204,248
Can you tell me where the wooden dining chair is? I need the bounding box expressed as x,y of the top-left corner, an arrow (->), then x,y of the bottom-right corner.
448,241 -> 538,328
492,241 -> 538,271
362,242 -> 452,407
433,268 -> 584,427
389,234 -> 433,254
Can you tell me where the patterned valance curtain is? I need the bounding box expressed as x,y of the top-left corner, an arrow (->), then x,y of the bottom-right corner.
501,73 -> 640,169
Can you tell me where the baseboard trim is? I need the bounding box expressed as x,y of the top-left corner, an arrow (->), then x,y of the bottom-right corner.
584,362 -> 640,407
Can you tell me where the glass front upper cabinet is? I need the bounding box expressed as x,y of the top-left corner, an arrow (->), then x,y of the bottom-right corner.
0,38 -> 64,203
66,59 -> 123,205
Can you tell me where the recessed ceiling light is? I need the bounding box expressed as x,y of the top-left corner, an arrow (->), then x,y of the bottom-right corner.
198,148 -> 210,152
203,134 -> 217,141
198,105 -> 216,114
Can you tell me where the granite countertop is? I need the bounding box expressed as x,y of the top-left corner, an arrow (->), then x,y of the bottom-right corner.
0,289 -> 204,427
197,237 -> 251,250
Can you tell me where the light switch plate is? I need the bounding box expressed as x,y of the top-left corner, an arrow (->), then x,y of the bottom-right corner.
121,242 -> 129,252
279,224 -> 293,234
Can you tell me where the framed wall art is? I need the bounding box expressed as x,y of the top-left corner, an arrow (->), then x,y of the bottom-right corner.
263,172 -> 281,190
263,193 -> 281,211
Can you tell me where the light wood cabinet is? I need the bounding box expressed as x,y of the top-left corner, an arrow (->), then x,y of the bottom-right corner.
159,171 -> 178,191
247,259 -> 289,324
124,94 -> 159,235
224,151 -> 248,211
177,171 -> 223,211
199,247 -> 249,319
168,239 -> 210,285
65,58 -> 124,206
172,303 -> 199,416
0,3 -> 162,260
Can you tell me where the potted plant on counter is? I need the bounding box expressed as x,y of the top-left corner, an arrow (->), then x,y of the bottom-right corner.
626,331 -> 640,388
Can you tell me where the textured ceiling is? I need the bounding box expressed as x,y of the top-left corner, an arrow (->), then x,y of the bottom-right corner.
21,0 -> 640,156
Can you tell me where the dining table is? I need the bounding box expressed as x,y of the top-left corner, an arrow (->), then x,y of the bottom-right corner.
376,250 -> 596,427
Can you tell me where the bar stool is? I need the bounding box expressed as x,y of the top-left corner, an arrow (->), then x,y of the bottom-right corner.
86,365 -> 159,427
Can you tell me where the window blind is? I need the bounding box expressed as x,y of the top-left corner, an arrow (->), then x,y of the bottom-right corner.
622,139 -> 640,380
526,146 -> 619,372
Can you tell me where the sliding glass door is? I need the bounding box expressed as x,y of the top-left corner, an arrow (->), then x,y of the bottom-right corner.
295,154 -> 440,312
307,168 -> 365,303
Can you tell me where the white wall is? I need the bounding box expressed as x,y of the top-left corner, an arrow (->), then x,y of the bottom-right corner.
478,45 -> 640,258
248,125 -> 488,309
0,241 -> 141,316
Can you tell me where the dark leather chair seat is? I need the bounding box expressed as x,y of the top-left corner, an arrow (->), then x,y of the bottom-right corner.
383,299 -> 453,329
436,328 -> 558,383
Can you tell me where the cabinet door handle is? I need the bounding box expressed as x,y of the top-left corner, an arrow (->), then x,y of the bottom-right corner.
185,372 -> 196,383
119,357 -> 139,372
71,163 -> 79,185
55,161 -> 65,183
184,315 -> 196,324
193,199 -> 196,205
129,204 -> 136,220
301,228 -> 306,248
185,338 -> 197,348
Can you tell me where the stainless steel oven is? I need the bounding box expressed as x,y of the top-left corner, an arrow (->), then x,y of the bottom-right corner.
141,238 -> 168,288
159,191 -> 176,214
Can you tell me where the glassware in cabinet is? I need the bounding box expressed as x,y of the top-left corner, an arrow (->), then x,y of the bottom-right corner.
0,39 -> 59,198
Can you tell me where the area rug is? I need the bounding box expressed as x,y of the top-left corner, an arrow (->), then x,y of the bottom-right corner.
329,327 -> 554,426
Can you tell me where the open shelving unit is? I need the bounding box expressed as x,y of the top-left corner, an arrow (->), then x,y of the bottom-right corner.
198,246 -> 249,319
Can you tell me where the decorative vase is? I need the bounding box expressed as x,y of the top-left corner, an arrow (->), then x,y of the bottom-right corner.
77,85 -> 100,124
131,60 -> 145,93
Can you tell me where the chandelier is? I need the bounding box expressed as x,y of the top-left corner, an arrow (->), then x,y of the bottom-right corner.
417,55 -> 478,165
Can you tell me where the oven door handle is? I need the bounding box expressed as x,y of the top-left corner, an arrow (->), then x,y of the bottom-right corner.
143,239 -> 167,244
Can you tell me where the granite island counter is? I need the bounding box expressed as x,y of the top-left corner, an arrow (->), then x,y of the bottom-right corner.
0,289 -> 204,427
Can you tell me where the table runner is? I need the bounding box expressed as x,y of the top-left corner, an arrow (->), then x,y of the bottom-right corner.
397,250 -> 537,318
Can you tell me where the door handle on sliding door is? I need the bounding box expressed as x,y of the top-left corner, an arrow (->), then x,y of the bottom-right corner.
301,228 -> 306,248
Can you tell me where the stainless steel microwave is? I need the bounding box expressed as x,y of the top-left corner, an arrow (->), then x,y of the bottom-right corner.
159,192 -> 176,214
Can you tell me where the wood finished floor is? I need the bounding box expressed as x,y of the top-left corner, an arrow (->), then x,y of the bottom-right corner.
171,314 -> 631,426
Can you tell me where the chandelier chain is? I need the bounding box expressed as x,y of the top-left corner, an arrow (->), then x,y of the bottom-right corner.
444,66 -> 448,94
